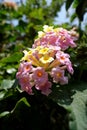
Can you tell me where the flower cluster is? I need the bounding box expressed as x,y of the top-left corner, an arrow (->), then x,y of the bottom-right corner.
16,25 -> 78,96
3,0 -> 18,10
33,25 -> 78,50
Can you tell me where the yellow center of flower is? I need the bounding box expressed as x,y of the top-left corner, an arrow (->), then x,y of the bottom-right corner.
60,56 -> 65,60
39,48 -> 49,54
28,50 -> 33,55
57,72 -> 62,78
40,56 -> 54,64
23,78 -> 28,83
37,71 -> 43,77
25,66 -> 30,70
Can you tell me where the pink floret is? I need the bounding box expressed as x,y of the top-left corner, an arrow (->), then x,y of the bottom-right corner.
57,29 -> 77,50
18,74 -> 33,95
51,67 -> 68,85
56,51 -> 70,64
16,62 -> 32,78
32,67 -> 48,86
35,81 -> 52,96
66,62 -> 74,74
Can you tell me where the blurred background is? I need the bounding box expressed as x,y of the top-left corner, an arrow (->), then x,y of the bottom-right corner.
0,0 -> 87,130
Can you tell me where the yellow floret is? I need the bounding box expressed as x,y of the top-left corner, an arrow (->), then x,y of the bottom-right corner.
43,25 -> 53,32
39,48 -> 49,55
40,55 -> 54,64
38,31 -> 45,38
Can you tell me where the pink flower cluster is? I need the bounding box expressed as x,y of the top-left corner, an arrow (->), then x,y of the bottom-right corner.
3,0 -> 18,10
16,25 -> 78,96
33,25 -> 78,50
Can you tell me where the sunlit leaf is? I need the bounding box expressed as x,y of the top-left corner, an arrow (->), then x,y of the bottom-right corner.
69,91 -> 87,130
70,13 -> 77,22
0,79 -> 15,90
0,90 -> 6,100
50,81 -> 87,130
0,52 -> 23,63
11,97 -> 31,113
6,68 -> 16,74
72,0 -> 80,8
50,81 -> 87,105
30,8 -> 44,20
0,111 -> 10,118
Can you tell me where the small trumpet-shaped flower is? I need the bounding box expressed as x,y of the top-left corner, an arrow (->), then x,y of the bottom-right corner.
16,62 -> 32,78
51,67 -> 68,85
56,51 -> 70,64
35,81 -> 52,96
18,74 -> 33,95
43,25 -> 53,32
40,55 -> 54,64
16,62 -> 34,94
38,31 -> 45,38
32,67 -> 52,96
32,67 -> 48,86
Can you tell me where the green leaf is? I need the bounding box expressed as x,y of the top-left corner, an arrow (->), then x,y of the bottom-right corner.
0,111 -> 10,118
50,82 -> 87,130
69,91 -> 87,130
30,8 -> 44,20
70,13 -> 77,22
0,90 -> 6,100
66,0 -> 74,10
50,82 -> 87,104
73,0 -> 82,8
0,79 -> 15,90
0,52 -> 23,63
6,68 -> 16,74
11,97 -> 30,113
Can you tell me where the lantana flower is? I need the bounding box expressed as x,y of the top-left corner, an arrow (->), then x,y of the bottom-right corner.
3,0 -> 18,10
16,25 -> 78,96
33,25 -> 78,50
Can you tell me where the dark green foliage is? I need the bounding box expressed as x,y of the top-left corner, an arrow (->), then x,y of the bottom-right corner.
66,0 -> 74,10
66,0 -> 87,21
0,91 -> 69,130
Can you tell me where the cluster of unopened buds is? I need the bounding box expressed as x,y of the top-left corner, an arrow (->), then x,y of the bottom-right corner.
16,25 -> 78,96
